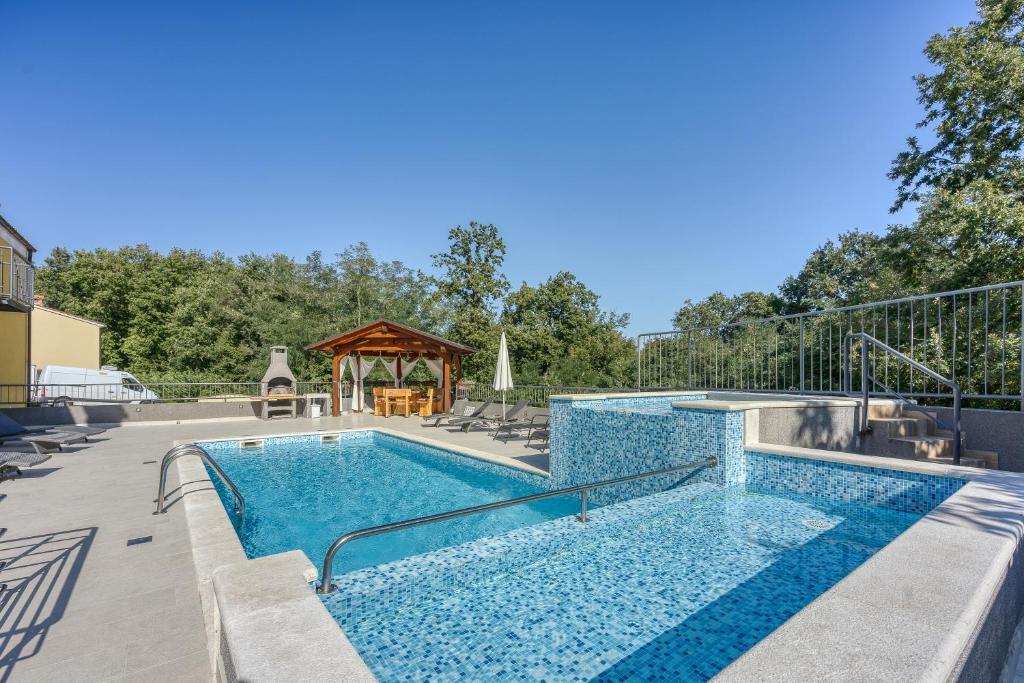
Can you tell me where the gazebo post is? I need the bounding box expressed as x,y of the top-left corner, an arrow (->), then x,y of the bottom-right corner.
331,351 -> 342,416
442,348 -> 452,412
354,351 -> 363,412
395,354 -> 402,388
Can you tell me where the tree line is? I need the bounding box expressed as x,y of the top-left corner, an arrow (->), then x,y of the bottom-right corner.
36,225 -> 636,387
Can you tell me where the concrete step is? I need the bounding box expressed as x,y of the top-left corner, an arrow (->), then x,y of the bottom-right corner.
867,403 -> 904,419
889,435 -> 955,460
901,409 -> 938,436
867,417 -> 920,438
919,454 -> 988,468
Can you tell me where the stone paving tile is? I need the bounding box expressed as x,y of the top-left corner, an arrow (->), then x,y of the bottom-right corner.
0,411 -> 536,682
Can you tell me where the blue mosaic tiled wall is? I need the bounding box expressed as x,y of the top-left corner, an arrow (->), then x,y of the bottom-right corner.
549,396 -> 745,503
744,450 -> 966,514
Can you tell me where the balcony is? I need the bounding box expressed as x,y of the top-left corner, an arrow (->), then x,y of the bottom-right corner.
0,245 -> 35,312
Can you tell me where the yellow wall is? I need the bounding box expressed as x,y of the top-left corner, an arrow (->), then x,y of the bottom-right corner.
0,310 -> 30,402
31,307 -> 102,370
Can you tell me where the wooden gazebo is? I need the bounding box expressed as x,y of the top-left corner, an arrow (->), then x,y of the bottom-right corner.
306,319 -> 478,416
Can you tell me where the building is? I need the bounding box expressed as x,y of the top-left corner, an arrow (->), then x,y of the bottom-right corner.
31,295 -> 104,370
0,214 -> 36,401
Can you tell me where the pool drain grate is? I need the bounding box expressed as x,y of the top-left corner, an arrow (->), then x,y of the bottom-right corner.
802,519 -> 832,530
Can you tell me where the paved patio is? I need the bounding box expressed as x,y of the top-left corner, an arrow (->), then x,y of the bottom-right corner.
0,412 -> 548,682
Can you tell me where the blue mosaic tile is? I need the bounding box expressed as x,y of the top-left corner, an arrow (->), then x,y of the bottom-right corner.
549,397 -> 745,503
745,450 -> 967,514
322,478 -> 941,682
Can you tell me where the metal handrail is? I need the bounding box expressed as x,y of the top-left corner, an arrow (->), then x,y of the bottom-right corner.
316,456 -> 718,594
154,444 -> 245,516
638,280 -> 1024,410
844,332 -> 962,465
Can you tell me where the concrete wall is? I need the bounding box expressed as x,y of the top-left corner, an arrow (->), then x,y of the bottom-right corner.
0,309 -> 30,397
2,400 -> 268,426
932,406 -> 1024,472
31,306 -> 102,369
757,405 -> 863,452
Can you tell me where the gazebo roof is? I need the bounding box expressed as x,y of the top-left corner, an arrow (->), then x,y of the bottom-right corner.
306,319 -> 478,357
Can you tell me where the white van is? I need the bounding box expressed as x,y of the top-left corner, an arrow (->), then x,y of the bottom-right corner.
34,365 -> 161,405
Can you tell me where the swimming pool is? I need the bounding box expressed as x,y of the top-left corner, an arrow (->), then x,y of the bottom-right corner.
319,451 -> 964,682
198,431 -> 577,573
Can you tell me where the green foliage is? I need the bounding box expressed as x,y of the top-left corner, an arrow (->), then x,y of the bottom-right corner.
430,222 -> 511,380
779,231 -> 904,312
672,291 -> 783,331
37,227 -> 636,388
889,0 -> 1024,211
502,272 -> 633,385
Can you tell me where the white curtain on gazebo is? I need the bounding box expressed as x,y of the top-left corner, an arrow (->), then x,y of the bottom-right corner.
422,357 -> 444,387
351,356 -> 379,411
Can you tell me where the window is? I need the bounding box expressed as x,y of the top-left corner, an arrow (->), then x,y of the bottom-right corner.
121,377 -> 144,392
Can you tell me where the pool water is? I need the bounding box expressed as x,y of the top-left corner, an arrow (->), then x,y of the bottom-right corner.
324,482 -> 923,682
200,433 -> 576,573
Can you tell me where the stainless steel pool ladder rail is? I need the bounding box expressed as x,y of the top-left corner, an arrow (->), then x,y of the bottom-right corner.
316,456 -> 718,594
154,444 -> 245,517
844,331 -> 962,466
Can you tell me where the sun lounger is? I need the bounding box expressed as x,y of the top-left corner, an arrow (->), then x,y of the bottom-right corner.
490,405 -> 544,440
0,415 -> 106,444
446,399 -> 504,429
6,432 -> 88,453
427,399 -> 495,428
422,399 -> 468,427
0,450 -> 53,481
0,451 -> 53,468
525,414 -> 550,450
455,399 -> 529,434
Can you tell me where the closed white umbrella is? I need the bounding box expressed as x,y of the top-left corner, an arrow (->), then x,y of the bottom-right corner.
493,330 -> 514,420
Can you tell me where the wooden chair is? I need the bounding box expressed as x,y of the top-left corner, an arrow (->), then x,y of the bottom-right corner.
372,387 -> 386,416
417,388 -> 434,417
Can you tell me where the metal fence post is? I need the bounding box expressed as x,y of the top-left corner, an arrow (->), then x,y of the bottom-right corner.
799,317 -> 805,394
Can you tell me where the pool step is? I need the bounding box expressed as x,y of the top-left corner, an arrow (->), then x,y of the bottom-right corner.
863,402 -> 997,469
867,417 -> 920,438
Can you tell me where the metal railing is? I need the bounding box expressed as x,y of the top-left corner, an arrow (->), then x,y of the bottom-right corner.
0,380 -> 347,406
0,246 -> 34,310
638,281 -> 1024,410
315,455 -> 718,593
154,444 -> 244,516
845,332 -> 962,465
461,384 -> 634,407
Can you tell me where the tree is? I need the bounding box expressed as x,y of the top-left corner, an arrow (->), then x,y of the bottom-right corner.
886,168 -> 1024,292
889,0 -> 1024,211
501,272 -> 634,386
672,291 -> 784,331
779,231 -> 903,311
431,222 -> 509,311
431,222 -> 510,379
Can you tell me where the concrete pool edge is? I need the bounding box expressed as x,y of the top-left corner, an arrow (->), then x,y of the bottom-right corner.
717,446 -> 1024,682
173,438 -> 377,681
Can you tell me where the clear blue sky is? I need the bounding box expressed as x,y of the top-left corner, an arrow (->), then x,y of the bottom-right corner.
0,0 -> 977,336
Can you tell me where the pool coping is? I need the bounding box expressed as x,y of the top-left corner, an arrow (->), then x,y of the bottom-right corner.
173,435 -> 378,681
717,445 -> 1024,682
176,425 -> 1024,682
177,425 -> 549,478
547,389 -> 882,413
